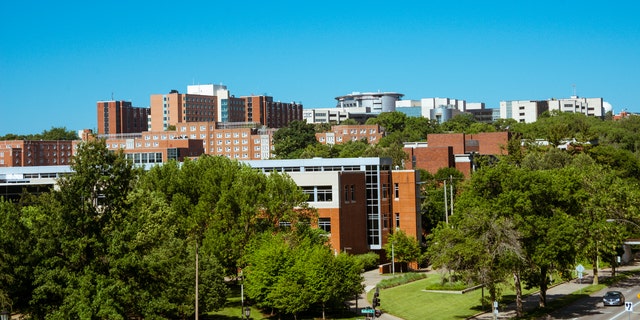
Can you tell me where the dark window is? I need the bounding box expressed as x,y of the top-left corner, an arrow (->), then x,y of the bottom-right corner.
319,218 -> 331,233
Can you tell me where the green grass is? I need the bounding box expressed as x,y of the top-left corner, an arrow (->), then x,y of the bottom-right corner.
369,274 -> 541,320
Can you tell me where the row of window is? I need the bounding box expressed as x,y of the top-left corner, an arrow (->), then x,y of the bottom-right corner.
301,186 -> 333,202
125,152 -> 164,164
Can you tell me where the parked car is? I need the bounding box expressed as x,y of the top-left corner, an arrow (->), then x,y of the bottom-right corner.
603,291 -> 625,306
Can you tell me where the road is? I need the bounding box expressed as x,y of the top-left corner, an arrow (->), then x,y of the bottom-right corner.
550,273 -> 640,320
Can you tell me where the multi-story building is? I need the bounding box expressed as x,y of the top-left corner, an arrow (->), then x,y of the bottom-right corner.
548,96 -> 605,118
499,100 -> 549,123
315,124 -> 384,145
404,132 -> 512,177
149,90 -> 217,131
0,140 -> 78,167
242,157 -> 421,254
103,121 -> 275,162
335,92 -> 404,114
241,95 -> 303,128
96,100 -> 150,135
103,133 -> 204,166
303,108 -> 352,124
187,84 -> 246,123
500,96 -> 607,123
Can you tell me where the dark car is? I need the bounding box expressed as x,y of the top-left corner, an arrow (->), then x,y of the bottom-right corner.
603,291 -> 625,306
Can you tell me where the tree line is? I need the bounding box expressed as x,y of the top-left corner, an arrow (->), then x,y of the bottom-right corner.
0,140 -> 364,319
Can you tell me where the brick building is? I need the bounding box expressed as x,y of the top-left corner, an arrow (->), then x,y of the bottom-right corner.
0,140 -> 78,167
103,122 -> 276,162
241,95 -> 303,128
404,131 -> 511,177
97,100 -> 150,135
243,157 -> 421,256
149,90 -> 217,131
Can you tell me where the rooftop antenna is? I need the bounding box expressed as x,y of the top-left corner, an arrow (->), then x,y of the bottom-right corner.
111,92 -> 114,100
572,84 -> 577,98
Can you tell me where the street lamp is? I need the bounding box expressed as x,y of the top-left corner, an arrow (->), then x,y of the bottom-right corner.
0,309 -> 9,320
606,219 -> 640,230
243,306 -> 251,319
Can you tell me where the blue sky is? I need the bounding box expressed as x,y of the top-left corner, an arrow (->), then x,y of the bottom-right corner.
1,1 -> 639,135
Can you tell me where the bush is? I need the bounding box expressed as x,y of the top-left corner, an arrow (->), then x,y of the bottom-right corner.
377,273 -> 428,289
354,252 -> 380,271
424,281 -> 468,291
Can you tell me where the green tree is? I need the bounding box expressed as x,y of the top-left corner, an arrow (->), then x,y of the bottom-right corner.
441,114 -> 476,133
0,199 -> 29,313
245,230 -> 363,319
273,120 -> 318,159
39,127 -> 79,140
26,140 -> 142,319
365,112 -> 408,133
384,230 -> 422,272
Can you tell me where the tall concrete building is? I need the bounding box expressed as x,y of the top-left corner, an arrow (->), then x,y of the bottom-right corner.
149,90 -> 217,131
499,100 -> 549,123
548,96 -> 605,118
335,92 -> 404,114
96,100 -> 150,135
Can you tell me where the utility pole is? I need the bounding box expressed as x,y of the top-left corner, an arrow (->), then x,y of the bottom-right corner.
444,179 -> 448,224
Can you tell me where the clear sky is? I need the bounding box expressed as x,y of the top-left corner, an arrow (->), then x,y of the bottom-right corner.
1,1 -> 639,135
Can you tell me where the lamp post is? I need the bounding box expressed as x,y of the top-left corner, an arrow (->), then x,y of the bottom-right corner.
0,309 -> 9,320
243,306 -> 251,319
606,219 -> 640,230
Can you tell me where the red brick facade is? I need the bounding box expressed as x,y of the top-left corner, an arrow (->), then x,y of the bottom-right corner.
404,132 -> 511,177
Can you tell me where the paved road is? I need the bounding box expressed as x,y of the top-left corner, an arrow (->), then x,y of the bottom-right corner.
469,262 -> 640,320
550,272 -> 640,320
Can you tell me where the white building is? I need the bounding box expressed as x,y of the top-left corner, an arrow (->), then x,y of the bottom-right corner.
303,107 -> 364,124
548,96 -> 605,118
500,96 -> 607,123
499,100 -> 549,123
335,92 -> 404,114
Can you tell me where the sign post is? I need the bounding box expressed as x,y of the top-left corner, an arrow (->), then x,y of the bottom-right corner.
493,301 -> 498,320
625,302 -> 633,320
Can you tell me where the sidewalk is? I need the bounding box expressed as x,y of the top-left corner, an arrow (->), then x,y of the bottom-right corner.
469,261 -> 640,319
346,269 -> 405,320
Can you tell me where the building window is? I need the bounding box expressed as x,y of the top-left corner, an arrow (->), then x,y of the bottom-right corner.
395,213 -> 400,228
344,185 -> 349,202
351,185 -> 355,202
317,186 -> 333,202
301,186 -> 315,202
394,183 -> 399,199
319,218 -> 331,233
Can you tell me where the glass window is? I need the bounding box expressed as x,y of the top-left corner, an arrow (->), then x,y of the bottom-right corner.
301,186 -> 315,202
319,218 -> 331,233
317,186 -> 333,202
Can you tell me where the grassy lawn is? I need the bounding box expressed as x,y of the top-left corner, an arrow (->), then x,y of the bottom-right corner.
371,274 -> 542,320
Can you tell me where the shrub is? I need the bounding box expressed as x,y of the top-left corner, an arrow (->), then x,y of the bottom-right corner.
354,252 -> 380,271
377,273 -> 428,289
